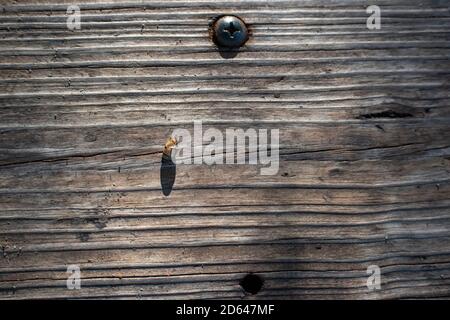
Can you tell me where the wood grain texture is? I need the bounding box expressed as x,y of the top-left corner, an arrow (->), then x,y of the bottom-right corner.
0,0 -> 449,299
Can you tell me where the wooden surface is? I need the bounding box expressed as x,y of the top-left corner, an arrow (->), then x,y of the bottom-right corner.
0,0 -> 450,299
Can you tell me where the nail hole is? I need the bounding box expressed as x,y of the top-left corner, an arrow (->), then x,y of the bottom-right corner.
240,273 -> 263,295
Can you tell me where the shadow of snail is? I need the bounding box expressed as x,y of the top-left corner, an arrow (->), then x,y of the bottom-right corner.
160,137 -> 177,196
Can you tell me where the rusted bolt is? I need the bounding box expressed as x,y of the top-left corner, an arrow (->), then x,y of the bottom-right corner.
213,15 -> 248,48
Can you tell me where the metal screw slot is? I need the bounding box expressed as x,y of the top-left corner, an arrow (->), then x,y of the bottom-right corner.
213,15 -> 248,48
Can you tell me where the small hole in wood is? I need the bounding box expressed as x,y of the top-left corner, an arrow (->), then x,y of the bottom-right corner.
240,273 -> 263,294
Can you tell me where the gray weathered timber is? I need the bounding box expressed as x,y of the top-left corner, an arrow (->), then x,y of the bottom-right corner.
0,0 -> 450,299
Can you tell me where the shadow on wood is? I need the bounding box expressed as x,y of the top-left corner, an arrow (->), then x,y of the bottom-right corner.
218,48 -> 239,59
160,153 -> 176,196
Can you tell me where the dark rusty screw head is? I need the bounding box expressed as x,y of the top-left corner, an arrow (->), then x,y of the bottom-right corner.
213,15 -> 248,48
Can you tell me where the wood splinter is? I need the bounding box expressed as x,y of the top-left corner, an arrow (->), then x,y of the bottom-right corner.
163,137 -> 177,156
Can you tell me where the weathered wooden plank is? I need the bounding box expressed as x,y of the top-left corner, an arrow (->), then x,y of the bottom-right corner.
0,0 -> 449,299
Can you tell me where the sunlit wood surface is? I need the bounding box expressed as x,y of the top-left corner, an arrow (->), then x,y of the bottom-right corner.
0,0 -> 449,299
